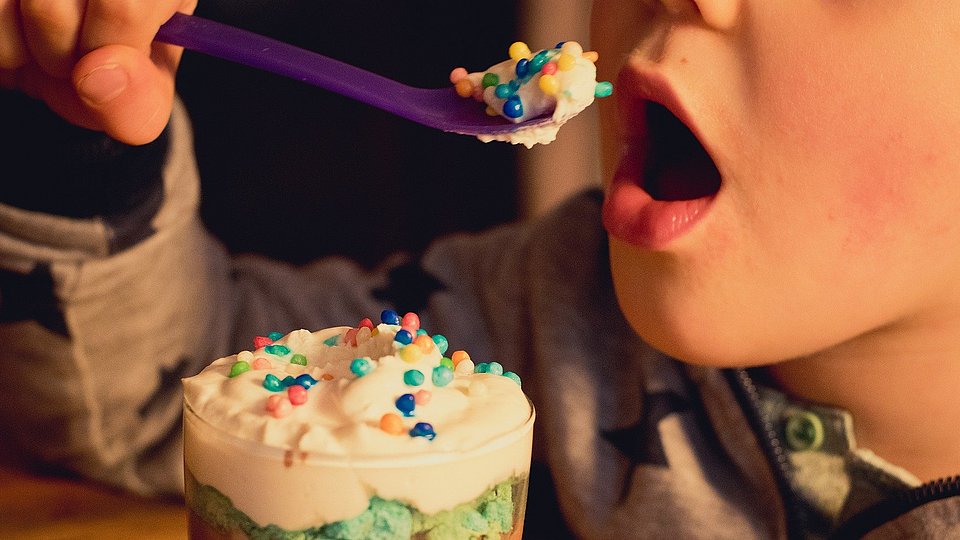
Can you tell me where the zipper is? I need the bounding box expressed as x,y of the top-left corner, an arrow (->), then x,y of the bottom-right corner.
829,474 -> 960,538
723,368 -> 807,540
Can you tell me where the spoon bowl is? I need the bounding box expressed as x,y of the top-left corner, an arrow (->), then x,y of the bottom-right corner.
155,13 -> 551,135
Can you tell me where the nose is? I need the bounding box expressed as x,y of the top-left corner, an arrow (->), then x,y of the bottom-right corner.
660,0 -> 740,30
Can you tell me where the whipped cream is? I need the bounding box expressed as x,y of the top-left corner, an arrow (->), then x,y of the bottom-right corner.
183,315 -> 533,530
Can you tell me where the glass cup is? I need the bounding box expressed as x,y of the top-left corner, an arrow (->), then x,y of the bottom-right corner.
184,396 -> 534,540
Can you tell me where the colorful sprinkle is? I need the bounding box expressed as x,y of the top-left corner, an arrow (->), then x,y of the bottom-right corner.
515,58 -> 530,78
268,331 -> 284,341
487,362 -> 504,376
451,350 -> 471,366
358,318 -> 375,330
265,394 -> 292,418
344,327 -> 359,346
323,335 -> 340,347
281,375 -> 297,388
414,389 -> 432,405
508,41 -> 531,61
401,312 -> 420,332
494,83 -> 515,99
295,374 -> 317,389
557,53 -> 576,71
595,81 -> 614,98
481,72 -> 499,88
399,345 -> 423,363
539,74 -> 560,96
381,309 -> 401,325
432,365 -> 454,387
252,357 -> 272,370
541,61 -> 558,76
583,51 -> 599,63
380,413 -> 406,435
288,385 -> 308,405
455,359 -> 475,375
263,373 -> 283,392
440,357 -> 455,370
454,78 -> 474,98
396,393 -> 416,416
404,369 -> 425,386
503,96 -> 524,119
290,354 -> 307,366
414,334 -> 434,353
253,336 -> 273,349
474,362 -> 490,374
529,50 -> 551,72
264,344 -> 290,356
409,422 -> 436,440
229,361 -> 251,378
321,373 -> 335,381
503,371 -> 522,386
449,66 -> 468,84
395,329 -> 414,345
351,358 -> 373,377
560,41 -> 583,57
432,334 -> 449,355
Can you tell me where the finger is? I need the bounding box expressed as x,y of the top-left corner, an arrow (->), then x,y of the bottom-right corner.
0,0 -> 28,70
80,0 -> 194,56
73,44 -> 173,145
19,0 -> 86,78
19,62 -> 101,130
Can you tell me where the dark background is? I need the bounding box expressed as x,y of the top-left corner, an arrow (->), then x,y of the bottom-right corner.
178,1 -> 522,267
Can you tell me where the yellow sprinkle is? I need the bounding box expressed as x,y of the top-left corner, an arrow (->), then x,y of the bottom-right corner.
583,51 -> 599,63
560,41 -> 583,57
557,53 -> 576,71
509,41 -> 531,61
539,74 -> 560,96
414,334 -> 434,353
399,345 -> 422,363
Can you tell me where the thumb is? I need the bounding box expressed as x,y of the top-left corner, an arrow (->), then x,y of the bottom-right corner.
73,44 -> 175,145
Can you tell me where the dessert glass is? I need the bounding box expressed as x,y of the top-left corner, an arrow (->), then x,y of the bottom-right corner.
183,395 -> 535,540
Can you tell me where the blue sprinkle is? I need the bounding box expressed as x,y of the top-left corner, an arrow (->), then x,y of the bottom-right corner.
281,376 -> 297,388
267,331 -> 284,341
395,329 -> 413,345
432,334 -> 449,355
515,58 -> 530,78
404,369 -> 425,386
474,362 -> 490,374
351,358 -> 373,377
263,373 -> 283,392
503,96 -> 524,119
323,335 -> 340,347
432,366 -> 454,387
396,393 -> 416,417
381,309 -> 401,325
295,373 -> 318,389
265,344 -> 290,356
494,83 -> 515,99
487,361 -> 504,376
555,41 -> 566,49
503,372 -> 522,386
409,422 -> 436,440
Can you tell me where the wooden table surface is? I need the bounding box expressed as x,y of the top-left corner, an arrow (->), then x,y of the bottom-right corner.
0,462 -> 187,539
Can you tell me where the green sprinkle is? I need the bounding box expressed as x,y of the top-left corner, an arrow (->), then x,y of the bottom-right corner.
481,72 -> 499,88
290,354 -> 307,366
595,81 -> 614,98
228,361 -> 250,378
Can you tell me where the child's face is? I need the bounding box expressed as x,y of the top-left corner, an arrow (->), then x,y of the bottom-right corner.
593,1 -> 960,366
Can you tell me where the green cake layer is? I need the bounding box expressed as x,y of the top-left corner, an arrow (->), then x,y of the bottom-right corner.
188,474 -> 527,540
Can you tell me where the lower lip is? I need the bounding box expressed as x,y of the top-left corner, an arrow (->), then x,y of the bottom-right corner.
602,153 -> 715,250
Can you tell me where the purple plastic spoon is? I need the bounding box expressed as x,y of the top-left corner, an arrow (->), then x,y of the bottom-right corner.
155,12 -> 551,135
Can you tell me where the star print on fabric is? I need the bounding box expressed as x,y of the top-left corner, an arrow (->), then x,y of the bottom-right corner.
601,389 -> 690,501
372,259 -> 445,314
139,356 -> 192,417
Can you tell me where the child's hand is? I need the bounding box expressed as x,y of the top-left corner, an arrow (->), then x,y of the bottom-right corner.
0,1 -> 196,145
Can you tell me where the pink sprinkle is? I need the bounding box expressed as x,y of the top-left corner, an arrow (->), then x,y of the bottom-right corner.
358,318 -> 375,330
266,395 -> 292,418
449,67 -> 468,84
415,389 -> 432,405
252,358 -> 272,370
288,385 -> 308,406
345,327 -> 359,346
401,312 -> 420,332
541,62 -> 558,76
254,336 -> 273,349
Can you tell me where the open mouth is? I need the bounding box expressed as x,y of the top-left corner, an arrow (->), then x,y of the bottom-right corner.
641,101 -> 721,201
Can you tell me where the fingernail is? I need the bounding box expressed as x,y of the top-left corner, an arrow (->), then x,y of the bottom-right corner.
77,64 -> 129,105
